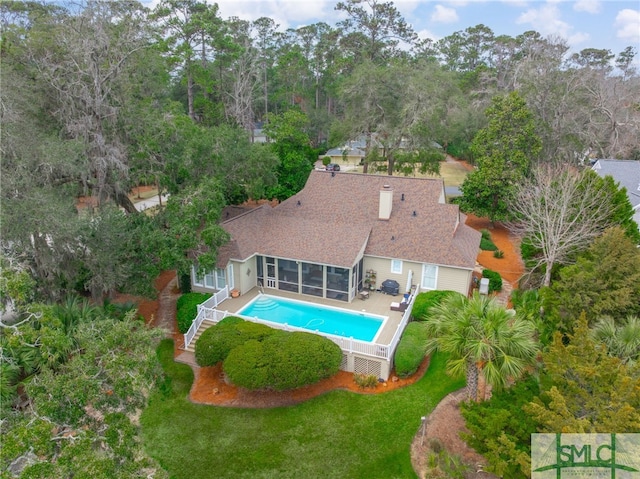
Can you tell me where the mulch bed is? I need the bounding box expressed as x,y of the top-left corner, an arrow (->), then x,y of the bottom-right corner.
189,356 -> 431,408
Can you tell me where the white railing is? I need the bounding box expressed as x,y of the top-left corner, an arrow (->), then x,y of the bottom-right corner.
183,286 -> 230,349
200,286 -> 229,309
185,307 -> 393,360
385,292 -> 417,362
184,287 -> 415,361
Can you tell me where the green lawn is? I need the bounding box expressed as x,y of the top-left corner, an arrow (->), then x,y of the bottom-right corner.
141,340 -> 464,479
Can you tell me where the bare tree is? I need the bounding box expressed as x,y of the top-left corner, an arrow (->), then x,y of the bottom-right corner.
508,165 -> 613,287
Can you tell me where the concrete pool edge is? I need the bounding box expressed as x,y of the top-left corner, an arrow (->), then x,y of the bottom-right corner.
236,293 -> 390,344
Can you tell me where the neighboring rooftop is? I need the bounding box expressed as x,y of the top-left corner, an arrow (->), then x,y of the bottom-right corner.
592,159 -> 640,229
217,170 -> 481,270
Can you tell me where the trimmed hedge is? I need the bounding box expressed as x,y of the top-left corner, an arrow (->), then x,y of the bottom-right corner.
223,331 -> 343,391
394,322 -> 429,378
195,317 -> 275,367
176,293 -> 211,334
482,269 -> 503,293
411,290 -> 464,321
480,229 -> 498,251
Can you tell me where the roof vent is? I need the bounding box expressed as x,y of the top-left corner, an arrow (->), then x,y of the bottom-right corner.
412,210 -> 417,217
401,193 -> 405,201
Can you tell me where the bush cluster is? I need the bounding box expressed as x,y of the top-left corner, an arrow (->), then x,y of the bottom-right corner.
195,316 -> 274,366
353,373 -> 379,389
479,229 -> 498,251
394,322 -> 429,378
223,330 -> 342,391
411,290 -> 463,321
176,292 -> 211,333
482,269 -> 503,292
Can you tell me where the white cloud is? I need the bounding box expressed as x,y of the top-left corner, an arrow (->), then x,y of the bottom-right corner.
431,4 -> 459,23
416,28 -> 440,41
517,4 -> 572,37
214,0 -> 336,30
573,0 -> 601,14
615,9 -> 640,42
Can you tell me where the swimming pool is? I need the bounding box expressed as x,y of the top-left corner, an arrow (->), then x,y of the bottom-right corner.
237,295 -> 386,342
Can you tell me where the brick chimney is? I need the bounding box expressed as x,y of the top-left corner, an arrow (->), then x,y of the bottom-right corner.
379,184 -> 393,220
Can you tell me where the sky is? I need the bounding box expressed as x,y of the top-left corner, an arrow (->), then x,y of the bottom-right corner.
148,0 -> 640,63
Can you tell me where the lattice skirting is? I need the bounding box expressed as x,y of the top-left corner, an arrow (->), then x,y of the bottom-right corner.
340,354 -> 349,370
340,352 -> 390,380
353,357 -> 382,378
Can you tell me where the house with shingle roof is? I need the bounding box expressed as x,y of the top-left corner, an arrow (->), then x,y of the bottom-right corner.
191,170 -> 481,302
592,159 -> 640,233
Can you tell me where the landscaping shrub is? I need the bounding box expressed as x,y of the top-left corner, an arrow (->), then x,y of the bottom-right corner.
178,273 -> 192,293
493,250 -> 504,258
411,290 -> 463,321
482,269 -> 503,293
353,373 -> 378,389
195,317 -> 274,367
394,322 -> 429,378
176,293 -> 211,334
223,331 -> 342,391
479,229 -> 498,251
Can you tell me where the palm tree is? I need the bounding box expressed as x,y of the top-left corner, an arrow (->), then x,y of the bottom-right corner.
592,315 -> 640,366
424,291 -> 538,401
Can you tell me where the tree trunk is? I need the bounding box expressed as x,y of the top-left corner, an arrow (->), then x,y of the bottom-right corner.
114,189 -> 138,215
465,360 -> 479,401
187,69 -> 195,120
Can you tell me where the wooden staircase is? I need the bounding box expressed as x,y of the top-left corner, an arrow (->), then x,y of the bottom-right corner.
184,319 -> 216,352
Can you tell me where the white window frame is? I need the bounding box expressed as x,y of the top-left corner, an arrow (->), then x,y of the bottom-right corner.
192,266 -> 204,287
226,264 -> 234,290
421,264 -> 438,290
391,259 -> 403,274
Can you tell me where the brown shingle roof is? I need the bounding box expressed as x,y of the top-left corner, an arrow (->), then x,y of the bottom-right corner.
217,171 -> 480,270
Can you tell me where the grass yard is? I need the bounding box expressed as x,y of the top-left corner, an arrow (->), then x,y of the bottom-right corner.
428,161 -> 470,187
141,340 -> 464,479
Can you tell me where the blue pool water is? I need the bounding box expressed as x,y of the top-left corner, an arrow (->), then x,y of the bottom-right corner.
237,295 -> 385,342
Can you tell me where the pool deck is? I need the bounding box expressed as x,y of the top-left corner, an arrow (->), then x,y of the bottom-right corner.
188,287 -> 408,350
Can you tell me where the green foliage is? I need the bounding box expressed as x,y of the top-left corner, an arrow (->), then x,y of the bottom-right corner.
424,443 -> 470,479
592,315 -> 640,365
322,156 -> 331,166
223,331 -> 342,391
263,109 -> 315,201
178,272 -> 192,293
411,290 -> 463,321
425,292 -> 538,401
520,238 -> 542,271
549,227 -> 640,329
353,373 -> 379,389
526,314 -> 640,432
394,322 -> 429,378
1,302 -> 167,478
482,269 -> 502,292
459,92 -> 541,222
176,292 -> 211,334
480,237 -> 498,251
591,171 -> 640,244
158,177 -> 230,277
194,317 -> 275,367
461,376 -> 539,478
493,249 -> 504,258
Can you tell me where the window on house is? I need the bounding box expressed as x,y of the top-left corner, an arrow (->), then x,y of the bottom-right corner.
216,268 -> 226,289
192,266 -> 204,287
391,259 -> 402,274
421,264 -> 438,290
204,270 -> 215,289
